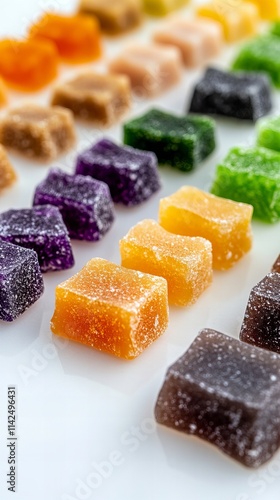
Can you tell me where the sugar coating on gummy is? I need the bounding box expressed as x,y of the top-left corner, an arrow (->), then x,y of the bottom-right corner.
50,258 -> 169,359
123,109 -> 216,172
272,255 -> 280,273
232,35 -> 280,88
189,67 -> 272,121
0,104 -> 76,162
120,219 -> 212,306
159,186 -> 253,270
256,116 -> 280,153
0,240 -> 44,322
33,168 -> 115,241
240,273 -> 280,354
76,138 -> 161,206
0,205 -> 74,273
155,328 -> 280,468
211,146 -> 280,223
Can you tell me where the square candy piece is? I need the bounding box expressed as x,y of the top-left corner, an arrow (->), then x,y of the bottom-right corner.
109,44 -> 182,97
29,12 -> 102,63
189,67 -> 272,121
155,328 -> 280,468
197,1 -> 259,42
123,109 -> 216,171
254,0 -> 280,20
0,206 -> 74,273
153,18 -> 223,67
75,138 -> 161,206
33,168 -> 115,241
79,0 -> 143,33
51,72 -> 131,126
211,146 -> 280,223
0,104 -> 76,162
256,116 -> 280,152
0,39 -> 58,92
143,0 -> 189,16
51,258 -> 169,359
240,273 -> 280,353
0,145 -> 16,192
159,186 -> 253,270
232,35 -> 280,88
120,219 -> 212,306
0,241 -> 44,322
272,255 -> 280,273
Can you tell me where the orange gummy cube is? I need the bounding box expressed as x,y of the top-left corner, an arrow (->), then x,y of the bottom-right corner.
51,258 -> 169,359
0,78 -> 7,106
29,13 -> 102,64
197,1 -> 259,42
0,39 -> 58,92
120,219 -> 212,306
159,186 -> 253,271
0,145 -> 16,192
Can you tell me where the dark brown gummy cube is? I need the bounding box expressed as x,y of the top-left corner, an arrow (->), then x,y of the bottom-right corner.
51,72 -> 131,126
155,328 -> 280,468
79,0 -> 142,34
0,104 -> 76,161
272,254 -> 280,273
240,272 -> 280,353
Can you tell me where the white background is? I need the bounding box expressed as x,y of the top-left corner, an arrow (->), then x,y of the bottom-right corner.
0,1 -> 279,499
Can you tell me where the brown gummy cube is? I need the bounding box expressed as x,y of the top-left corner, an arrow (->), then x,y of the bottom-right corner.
109,43 -> 182,97
79,0 -> 143,34
0,104 -> 76,162
51,72 -> 131,126
0,145 -> 16,191
272,254 -> 280,273
240,272 -> 280,353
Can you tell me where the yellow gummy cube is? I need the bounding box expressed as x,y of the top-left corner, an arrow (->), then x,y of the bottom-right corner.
159,186 -> 253,271
250,0 -> 280,20
197,1 -> 259,42
143,0 -> 189,16
51,258 -> 169,360
120,219 -> 212,306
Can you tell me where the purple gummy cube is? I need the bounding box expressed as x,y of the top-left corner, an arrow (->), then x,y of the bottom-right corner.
0,240 -> 44,322
33,168 -> 115,241
240,272 -> 280,353
155,328 -> 280,468
0,205 -> 74,272
75,138 -> 161,206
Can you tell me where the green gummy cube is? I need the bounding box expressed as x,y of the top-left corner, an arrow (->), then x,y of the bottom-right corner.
270,22 -> 280,38
256,116 -> 280,153
211,146 -> 280,223
232,35 -> 280,88
123,109 -> 216,172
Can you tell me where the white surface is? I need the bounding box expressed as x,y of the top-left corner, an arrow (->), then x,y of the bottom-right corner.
0,2 -> 279,500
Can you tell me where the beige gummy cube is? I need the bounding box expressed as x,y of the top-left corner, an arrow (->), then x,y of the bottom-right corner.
79,0 -> 143,33
153,17 -> 223,66
109,43 -> 182,97
0,145 -> 16,191
51,72 -> 131,126
0,104 -> 76,162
